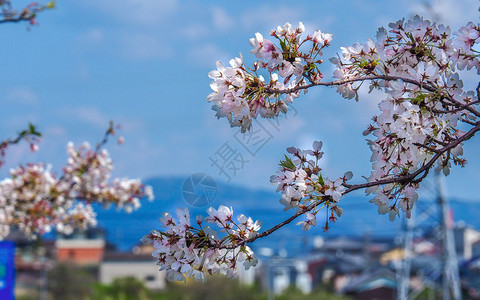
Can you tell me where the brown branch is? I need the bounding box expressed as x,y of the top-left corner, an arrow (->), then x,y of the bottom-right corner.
476,82 -> 480,102
344,122 -> 480,193
213,200 -> 326,250
440,94 -> 480,118
432,100 -> 480,114
212,122 -> 480,250
263,74 -> 438,95
206,72 -> 480,251
264,74 -> 480,117
0,16 -> 33,24
461,118 -> 479,126
413,142 -> 439,153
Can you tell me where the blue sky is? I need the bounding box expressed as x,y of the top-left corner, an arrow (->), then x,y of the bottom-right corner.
1,0 -> 480,202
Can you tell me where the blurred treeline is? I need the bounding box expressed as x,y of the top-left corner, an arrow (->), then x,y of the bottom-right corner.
17,263 -> 352,300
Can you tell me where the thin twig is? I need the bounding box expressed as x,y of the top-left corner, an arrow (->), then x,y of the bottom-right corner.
0,16 -> 32,24
214,200 -> 326,249
263,75 -> 438,95
432,100 -> 480,114
212,122 -> 480,249
263,74 -> 480,117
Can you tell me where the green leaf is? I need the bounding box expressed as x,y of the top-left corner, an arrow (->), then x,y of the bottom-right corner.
279,155 -> 296,170
318,174 -> 325,186
27,123 -> 42,137
46,1 -> 56,9
279,39 -> 287,52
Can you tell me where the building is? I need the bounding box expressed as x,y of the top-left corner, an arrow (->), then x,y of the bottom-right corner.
55,228 -> 106,265
257,252 -> 312,295
341,268 -> 396,300
454,223 -> 480,260
99,245 -> 166,290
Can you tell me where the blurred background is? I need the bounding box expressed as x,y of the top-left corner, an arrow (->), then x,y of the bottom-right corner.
2,0 -> 480,299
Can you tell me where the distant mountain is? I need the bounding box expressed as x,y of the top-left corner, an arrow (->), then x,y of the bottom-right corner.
94,176 -> 480,252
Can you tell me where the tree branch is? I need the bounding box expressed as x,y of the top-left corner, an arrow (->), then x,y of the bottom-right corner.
213,200 -> 326,250
345,122 -> 480,192
432,100 -> 480,114
263,74 -> 438,95
264,74 -> 480,118
441,95 -> 480,118
212,122 -> 480,249
0,16 -> 33,24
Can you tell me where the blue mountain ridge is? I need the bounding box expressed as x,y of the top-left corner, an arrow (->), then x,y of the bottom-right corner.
93,176 -> 480,253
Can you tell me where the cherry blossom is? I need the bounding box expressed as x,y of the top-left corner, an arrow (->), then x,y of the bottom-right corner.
329,16 -> 479,219
207,16 -> 480,221
155,16 -> 480,282
143,206 -> 261,282
0,126 -> 154,239
271,141 -> 348,230
207,22 -> 329,132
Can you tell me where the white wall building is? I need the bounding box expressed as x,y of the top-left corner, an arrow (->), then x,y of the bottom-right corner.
99,252 -> 166,290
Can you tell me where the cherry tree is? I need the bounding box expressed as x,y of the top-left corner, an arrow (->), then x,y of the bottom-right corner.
144,16 -> 480,282
0,122 -> 154,238
0,1 -> 154,239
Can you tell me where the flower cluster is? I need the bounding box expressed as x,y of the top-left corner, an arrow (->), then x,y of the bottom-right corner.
207,17 -> 480,222
331,16 -> 480,97
0,142 -> 154,238
164,16 -> 480,283
330,16 -> 479,219
0,1 -> 56,25
207,22 -> 332,132
270,141 -> 349,231
143,205 -> 261,282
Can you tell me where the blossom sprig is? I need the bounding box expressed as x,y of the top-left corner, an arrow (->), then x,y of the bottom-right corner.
331,16 -> 480,100
207,22 -> 333,132
328,16 -> 480,220
0,124 -> 154,238
143,206 -> 261,282
270,141 -> 349,231
0,123 -> 42,169
178,16 -> 480,283
208,17 -> 480,221
0,1 -> 55,25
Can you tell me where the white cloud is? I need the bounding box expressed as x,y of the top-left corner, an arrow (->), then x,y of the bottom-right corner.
45,126 -> 67,138
357,84 -> 386,116
118,33 -> 174,60
110,136 -> 168,178
408,0 -> 478,28
297,134 -> 328,169
188,43 -> 228,67
75,28 -> 173,61
80,0 -> 178,26
240,4 -> 305,31
264,114 -> 305,143
302,17 -> 337,35
118,119 -> 145,134
78,29 -> 104,44
68,106 -> 109,129
212,7 -> 234,31
180,24 -> 211,41
6,87 -> 38,105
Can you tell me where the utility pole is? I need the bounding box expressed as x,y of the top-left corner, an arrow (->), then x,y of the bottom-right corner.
400,172 -> 463,299
363,230 -> 371,274
436,172 -> 461,300
397,208 -> 414,300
